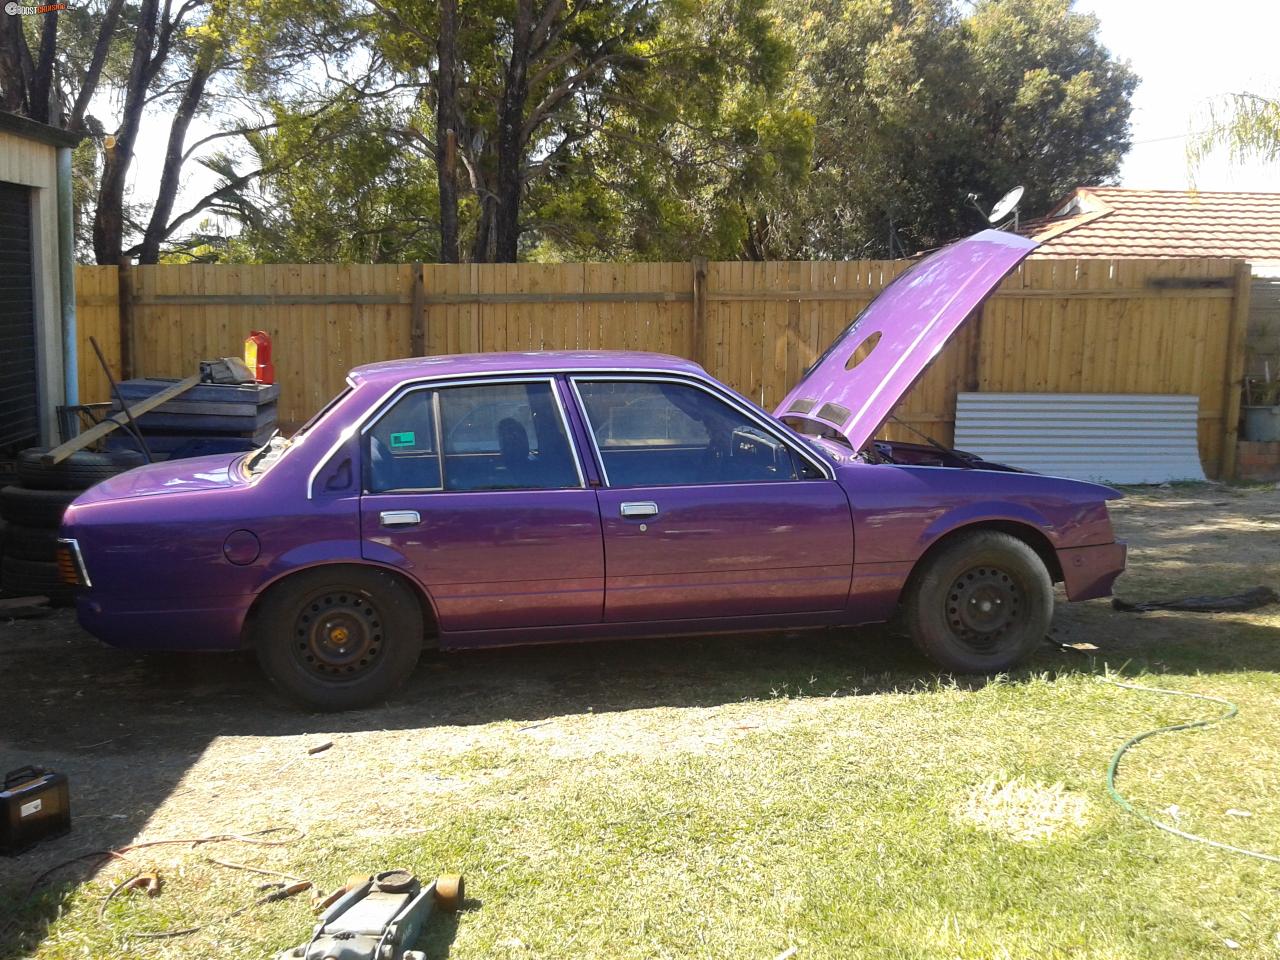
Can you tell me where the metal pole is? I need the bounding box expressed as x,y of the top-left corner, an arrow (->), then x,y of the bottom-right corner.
56,146 -> 78,414
90,335 -> 153,463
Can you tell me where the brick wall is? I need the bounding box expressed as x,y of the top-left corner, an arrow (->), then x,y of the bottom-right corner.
1236,441 -> 1280,482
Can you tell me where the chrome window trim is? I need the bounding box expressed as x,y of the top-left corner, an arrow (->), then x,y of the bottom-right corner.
568,373 -> 835,487
356,375 -> 587,496
306,364 -> 832,498
57,537 -> 91,588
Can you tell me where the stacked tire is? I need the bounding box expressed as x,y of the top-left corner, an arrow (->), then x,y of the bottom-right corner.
0,448 -> 145,604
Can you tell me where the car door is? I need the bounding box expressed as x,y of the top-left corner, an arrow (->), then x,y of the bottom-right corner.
360,377 -> 603,632
570,376 -> 854,623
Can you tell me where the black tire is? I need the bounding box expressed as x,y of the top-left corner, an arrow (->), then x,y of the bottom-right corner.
253,566 -> 424,711
0,486 -> 79,529
903,530 -> 1052,673
0,555 -> 73,605
16,447 -> 145,491
1,524 -> 59,562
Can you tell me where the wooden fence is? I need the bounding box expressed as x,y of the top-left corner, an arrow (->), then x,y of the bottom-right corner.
73,255 -> 1253,478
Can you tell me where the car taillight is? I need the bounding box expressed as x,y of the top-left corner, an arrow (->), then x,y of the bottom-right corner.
55,539 -> 89,587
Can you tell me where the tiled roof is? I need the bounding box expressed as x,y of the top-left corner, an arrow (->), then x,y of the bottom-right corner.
1022,187 -> 1280,260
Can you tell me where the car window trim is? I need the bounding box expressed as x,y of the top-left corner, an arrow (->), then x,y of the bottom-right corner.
359,375 -> 587,495
307,366 -> 834,498
567,373 -> 834,487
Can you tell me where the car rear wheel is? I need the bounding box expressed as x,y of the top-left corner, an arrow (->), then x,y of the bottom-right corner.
903,530 -> 1052,673
253,566 -> 424,711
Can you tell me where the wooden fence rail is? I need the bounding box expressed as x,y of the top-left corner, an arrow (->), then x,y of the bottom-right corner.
73,255 -> 1252,478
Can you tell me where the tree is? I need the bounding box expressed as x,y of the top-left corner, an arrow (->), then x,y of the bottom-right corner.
208,98 -> 444,263
1189,90 -> 1280,174
217,0 -> 809,262
759,0 -> 1136,258
0,0 -> 380,263
523,0 -> 814,260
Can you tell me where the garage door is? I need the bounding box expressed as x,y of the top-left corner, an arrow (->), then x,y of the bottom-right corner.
0,180 -> 38,449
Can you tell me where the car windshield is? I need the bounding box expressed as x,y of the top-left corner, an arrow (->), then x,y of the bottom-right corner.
244,386 -> 353,478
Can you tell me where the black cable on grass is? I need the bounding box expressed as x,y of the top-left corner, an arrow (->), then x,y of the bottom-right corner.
1,827 -> 307,946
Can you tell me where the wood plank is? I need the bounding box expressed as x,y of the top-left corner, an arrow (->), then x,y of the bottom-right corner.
1221,261 -> 1254,479
42,373 -> 202,464
409,262 -> 425,356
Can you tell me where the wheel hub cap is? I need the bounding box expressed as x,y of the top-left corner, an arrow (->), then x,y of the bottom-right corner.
946,566 -> 1021,653
293,591 -> 382,680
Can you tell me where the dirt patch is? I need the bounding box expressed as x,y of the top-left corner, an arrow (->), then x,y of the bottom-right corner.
955,776 -> 1091,842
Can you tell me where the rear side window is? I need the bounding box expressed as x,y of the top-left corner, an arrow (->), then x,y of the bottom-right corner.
366,381 -> 580,493
575,379 -> 820,487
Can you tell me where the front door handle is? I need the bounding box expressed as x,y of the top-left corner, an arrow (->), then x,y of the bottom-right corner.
619,501 -> 659,519
380,510 -> 421,528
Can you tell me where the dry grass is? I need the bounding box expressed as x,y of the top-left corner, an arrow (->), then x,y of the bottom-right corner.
954,776 -> 1091,843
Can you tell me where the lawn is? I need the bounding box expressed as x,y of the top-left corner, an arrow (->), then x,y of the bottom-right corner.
3,483 -> 1279,959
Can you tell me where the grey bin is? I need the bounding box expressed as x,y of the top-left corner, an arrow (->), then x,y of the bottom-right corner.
1243,406 -> 1280,443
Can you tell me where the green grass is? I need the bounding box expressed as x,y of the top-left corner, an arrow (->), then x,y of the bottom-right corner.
11,667 -> 1280,959
6,482 -> 1280,958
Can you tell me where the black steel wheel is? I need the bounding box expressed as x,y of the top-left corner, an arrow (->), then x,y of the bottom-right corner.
291,586 -> 386,681
254,566 -> 423,711
904,530 -> 1052,673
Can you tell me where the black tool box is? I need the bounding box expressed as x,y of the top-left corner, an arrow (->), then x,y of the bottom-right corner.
1,766 -> 71,856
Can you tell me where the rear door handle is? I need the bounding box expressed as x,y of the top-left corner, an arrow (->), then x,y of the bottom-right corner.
619,501 -> 659,519
380,510 -> 421,528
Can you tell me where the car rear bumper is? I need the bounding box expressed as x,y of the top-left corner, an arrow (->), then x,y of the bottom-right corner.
1058,541 -> 1127,601
76,592 -> 252,651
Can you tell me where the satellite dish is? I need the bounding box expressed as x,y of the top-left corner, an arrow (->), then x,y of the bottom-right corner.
989,185 -> 1025,224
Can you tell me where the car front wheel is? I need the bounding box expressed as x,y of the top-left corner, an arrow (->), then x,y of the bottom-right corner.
253,566 -> 424,711
903,530 -> 1052,673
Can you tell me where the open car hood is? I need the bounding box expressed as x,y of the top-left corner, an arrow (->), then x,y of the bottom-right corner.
774,229 -> 1038,450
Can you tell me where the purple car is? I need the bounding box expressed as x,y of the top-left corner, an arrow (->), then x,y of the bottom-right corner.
59,230 -> 1125,709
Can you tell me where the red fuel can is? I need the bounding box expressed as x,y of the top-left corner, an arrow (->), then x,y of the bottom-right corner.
244,330 -> 275,385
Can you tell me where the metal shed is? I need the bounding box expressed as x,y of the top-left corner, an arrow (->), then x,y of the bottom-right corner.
0,111 -> 82,453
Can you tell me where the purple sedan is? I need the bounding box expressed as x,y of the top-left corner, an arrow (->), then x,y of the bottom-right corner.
59,231 -> 1125,709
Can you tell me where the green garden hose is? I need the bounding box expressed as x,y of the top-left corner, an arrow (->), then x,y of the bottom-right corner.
1102,677 -> 1280,864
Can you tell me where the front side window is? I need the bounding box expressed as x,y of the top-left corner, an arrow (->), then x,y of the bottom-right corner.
575,379 -> 821,487
367,381 -> 579,492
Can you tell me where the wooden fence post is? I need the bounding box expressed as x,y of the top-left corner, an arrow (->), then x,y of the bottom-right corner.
410,262 -> 426,356
117,258 -> 136,379
691,256 -> 708,365
1220,259 -> 1253,480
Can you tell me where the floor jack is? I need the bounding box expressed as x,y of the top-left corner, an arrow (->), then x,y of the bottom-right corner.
276,870 -> 464,960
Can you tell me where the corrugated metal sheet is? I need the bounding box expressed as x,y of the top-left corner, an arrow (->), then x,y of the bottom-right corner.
954,393 -> 1206,485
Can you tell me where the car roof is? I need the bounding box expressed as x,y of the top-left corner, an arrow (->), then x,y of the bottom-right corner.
348,350 -> 708,386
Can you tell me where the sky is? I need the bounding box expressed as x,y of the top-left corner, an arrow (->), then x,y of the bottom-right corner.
126,0 -> 1280,245
1075,0 -> 1279,193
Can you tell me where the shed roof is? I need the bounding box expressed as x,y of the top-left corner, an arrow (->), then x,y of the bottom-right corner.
0,111 -> 84,149
1020,187 -> 1280,261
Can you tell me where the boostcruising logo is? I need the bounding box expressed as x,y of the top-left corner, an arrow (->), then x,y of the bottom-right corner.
5,2 -> 68,12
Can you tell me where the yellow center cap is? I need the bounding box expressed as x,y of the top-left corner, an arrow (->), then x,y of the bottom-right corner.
330,627 -> 349,644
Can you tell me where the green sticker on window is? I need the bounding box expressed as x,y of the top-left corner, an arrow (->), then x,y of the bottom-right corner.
389,431 -> 416,448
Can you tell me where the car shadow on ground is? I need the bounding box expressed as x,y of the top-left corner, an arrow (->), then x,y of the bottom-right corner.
3,600 -> 1279,956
